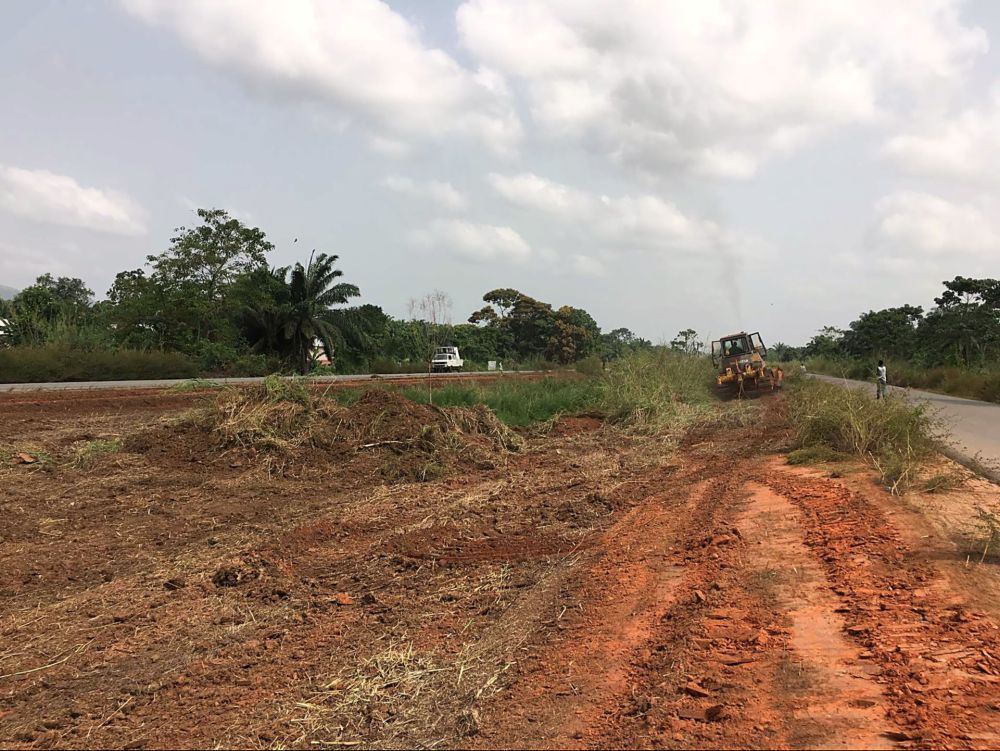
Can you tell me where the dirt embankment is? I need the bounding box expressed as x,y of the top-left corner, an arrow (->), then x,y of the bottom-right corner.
3,388 -> 1000,749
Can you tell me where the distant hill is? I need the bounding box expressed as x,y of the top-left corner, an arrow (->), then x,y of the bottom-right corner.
0,285 -> 19,300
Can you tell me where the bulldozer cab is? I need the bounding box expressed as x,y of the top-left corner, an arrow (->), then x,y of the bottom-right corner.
711,332 -> 766,366
711,331 -> 781,396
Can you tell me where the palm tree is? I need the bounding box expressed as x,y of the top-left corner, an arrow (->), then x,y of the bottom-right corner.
282,252 -> 360,374
244,252 -> 360,374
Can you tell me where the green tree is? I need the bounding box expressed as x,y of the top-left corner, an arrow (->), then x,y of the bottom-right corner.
546,305 -> 600,363
768,342 -> 803,361
804,326 -> 845,358
918,277 -> 1000,366
7,274 -> 96,346
670,328 -> 702,353
145,208 -> 273,348
841,305 -> 923,360
245,252 -> 360,374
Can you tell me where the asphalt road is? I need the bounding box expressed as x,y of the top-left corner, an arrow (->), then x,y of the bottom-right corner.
809,373 -> 1000,480
0,370 -> 525,394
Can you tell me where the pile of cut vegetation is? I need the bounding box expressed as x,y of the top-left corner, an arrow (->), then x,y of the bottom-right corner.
128,377 -> 523,481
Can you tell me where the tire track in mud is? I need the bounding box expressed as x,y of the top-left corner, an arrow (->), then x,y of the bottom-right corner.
478,428 -> 1000,750
762,462 -> 1000,749
469,476 -> 705,749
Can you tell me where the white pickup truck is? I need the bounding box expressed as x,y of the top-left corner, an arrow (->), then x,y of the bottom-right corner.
430,346 -> 464,373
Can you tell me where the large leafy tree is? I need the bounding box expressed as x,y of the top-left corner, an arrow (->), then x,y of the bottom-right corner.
841,305 -> 923,360
804,326 -> 845,358
670,328 -> 702,354
120,208 -> 274,352
6,274 -> 95,346
918,277 -> 1000,367
546,306 -> 601,363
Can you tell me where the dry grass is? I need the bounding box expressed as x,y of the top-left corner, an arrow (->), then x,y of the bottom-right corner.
69,438 -> 122,469
786,380 -> 938,493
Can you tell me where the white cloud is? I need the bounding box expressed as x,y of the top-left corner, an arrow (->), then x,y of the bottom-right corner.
458,0 -> 986,178
488,172 -> 589,216
0,165 -> 147,235
489,171 -> 757,255
409,219 -> 532,263
122,0 -> 522,153
873,191 -> 999,255
571,254 -> 606,277
382,176 -> 468,211
884,86 -> 1000,183
368,135 -> 412,158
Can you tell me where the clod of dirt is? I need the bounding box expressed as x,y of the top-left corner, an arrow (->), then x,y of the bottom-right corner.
459,709 -> 481,737
676,704 -> 726,722
684,682 -> 712,698
163,578 -> 186,591
212,562 -> 262,588
883,730 -> 920,742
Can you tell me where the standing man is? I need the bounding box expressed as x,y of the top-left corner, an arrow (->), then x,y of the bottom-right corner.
876,359 -> 887,400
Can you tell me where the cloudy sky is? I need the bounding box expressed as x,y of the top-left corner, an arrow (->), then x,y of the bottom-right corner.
2,0 -> 999,345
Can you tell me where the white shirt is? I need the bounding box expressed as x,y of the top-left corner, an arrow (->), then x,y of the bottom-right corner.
877,365 -> 887,382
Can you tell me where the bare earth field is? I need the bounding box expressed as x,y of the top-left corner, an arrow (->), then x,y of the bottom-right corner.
2,387 -> 1000,749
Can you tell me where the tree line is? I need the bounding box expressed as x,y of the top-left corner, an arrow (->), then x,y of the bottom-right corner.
768,277 -> 1000,368
0,208 -> 652,376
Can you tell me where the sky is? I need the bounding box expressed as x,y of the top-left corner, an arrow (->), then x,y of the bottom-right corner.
1,0 -> 999,346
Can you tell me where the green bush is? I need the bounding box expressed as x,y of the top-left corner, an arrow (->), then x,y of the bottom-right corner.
575,355 -> 604,377
0,347 -> 199,383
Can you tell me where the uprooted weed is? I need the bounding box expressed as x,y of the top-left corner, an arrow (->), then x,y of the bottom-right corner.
785,379 -> 938,493
134,375 -> 523,480
290,638 -> 512,748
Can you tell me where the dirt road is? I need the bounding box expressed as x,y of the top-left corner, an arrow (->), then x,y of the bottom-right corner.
2,388 -> 1000,748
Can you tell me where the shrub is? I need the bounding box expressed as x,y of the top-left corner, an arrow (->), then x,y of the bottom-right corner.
786,445 -> 849,465
575,355 -> 604,377
0,347 -> 199,383
785,379 -> 937,492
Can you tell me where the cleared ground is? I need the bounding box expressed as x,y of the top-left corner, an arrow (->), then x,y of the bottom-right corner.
2,386 -> 1000,749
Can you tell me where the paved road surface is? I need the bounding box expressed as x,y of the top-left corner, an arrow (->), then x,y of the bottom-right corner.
809,373 -> 1000,480
0,370 -> 527,394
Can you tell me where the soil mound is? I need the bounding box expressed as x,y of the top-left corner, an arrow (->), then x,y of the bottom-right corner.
126,385 -> 522,481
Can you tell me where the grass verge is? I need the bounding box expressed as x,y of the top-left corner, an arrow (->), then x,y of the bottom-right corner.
807,356 -> 1000,404
785,379 -> 937,492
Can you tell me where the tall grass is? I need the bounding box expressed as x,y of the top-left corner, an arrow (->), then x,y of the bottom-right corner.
323,350 -> 716,429
786,379 -> 937,492
599,349 -> 715,432
0,346 -> 199,383
395,377 -> 601,426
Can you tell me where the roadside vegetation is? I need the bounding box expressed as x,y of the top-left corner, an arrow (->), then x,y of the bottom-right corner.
769,276 -> 1000,404
0,346 -> 200,383
805,356 -> 1000,404
0,209 -> 655,383
784,378 -> 938,493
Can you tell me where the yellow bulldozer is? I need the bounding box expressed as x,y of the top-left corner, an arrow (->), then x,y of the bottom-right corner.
710,331 -> 783,397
